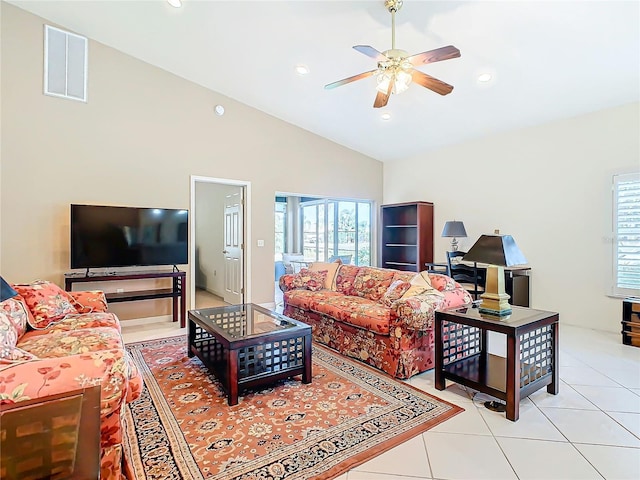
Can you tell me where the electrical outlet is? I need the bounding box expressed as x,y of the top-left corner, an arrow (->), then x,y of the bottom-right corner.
116,288 -> 124,293
257,239 -> 265,247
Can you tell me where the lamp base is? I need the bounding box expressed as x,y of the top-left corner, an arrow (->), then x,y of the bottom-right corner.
479,306 -> 512,317
478,265 -> 512,316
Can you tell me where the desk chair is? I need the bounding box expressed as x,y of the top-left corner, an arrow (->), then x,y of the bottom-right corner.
446,251 -> 485,300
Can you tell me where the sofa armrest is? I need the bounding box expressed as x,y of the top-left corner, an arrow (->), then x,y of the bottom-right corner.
68,290 -> 108,313
391,287 -> 473,331
0,348 -> 142,417
279,273 -> 299,293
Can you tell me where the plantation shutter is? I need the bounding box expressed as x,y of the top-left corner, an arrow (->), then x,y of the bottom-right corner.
613,172 -> 640,296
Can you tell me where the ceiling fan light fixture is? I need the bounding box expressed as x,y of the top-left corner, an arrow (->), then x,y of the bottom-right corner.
380,112 -> 392,121
167,0 -> 182,8
376,68 -> 412,95
478,72 -> 493,83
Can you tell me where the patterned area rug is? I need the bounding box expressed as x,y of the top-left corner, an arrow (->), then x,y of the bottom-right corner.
123,336 -> 463,480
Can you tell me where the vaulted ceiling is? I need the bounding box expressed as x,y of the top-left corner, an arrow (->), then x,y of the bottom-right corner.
8,0 -> 640,161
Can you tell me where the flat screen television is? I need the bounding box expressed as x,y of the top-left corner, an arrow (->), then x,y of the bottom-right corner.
70,204 -> 188,269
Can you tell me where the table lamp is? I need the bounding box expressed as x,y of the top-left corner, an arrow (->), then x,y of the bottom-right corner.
463,233 -> 527,316
0,276 -> 18,303
441,221 -> 467,252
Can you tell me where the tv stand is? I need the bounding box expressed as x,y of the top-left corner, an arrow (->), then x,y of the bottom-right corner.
64,270 -> 186,327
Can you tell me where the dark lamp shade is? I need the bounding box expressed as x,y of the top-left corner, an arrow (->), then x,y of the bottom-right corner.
441,221 -> 467,238
0,276 -> 18,303
463,234 -> 527,267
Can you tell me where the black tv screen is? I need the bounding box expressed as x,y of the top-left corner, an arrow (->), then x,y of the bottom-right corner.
71,204 -> 188,269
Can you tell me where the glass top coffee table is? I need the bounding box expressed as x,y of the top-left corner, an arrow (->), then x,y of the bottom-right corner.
187,303 -> 312,405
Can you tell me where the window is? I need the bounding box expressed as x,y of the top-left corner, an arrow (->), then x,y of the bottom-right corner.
613,172 -> 640,296
274,200 -> 287,259
299,199 -> 372,266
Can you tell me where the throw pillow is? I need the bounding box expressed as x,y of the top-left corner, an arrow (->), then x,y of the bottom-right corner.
335,264 -> 360,295
401,271 -> 444,299
0,297 -> 30,358
291,269 -> 327,292
381,280 -> 412,307
352,267 -> 395,302
308,260 -> 341,290
12,280 -> 78,329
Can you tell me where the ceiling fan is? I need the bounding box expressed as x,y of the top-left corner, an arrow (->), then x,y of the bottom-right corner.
325,0 -> 461,108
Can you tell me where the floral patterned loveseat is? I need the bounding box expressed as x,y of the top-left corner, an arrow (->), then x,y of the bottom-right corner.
0,280 -> 143,480
279,264 -> 472,379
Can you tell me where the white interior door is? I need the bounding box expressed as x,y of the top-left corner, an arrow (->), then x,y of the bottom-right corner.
223,190 -> 244,304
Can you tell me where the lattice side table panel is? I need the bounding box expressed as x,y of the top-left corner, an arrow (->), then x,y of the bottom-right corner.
519,325 -> 553,388
192,323 -> 226,364
238,336 -> 306,380
442,321 -> 481,366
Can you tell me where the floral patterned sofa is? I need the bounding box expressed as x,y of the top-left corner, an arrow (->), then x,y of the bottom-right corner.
279,263 -> 472,379
0,280 -> 143,480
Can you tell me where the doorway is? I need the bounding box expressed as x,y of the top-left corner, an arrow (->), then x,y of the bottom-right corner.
190,176 -> 250,310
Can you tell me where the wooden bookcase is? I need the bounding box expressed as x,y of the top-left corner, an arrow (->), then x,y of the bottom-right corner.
379,201 -> 434,272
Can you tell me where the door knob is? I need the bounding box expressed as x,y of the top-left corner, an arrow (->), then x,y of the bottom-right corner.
222,250 -> 228,254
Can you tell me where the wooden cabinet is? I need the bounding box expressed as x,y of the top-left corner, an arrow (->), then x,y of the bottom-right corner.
622,297 -> 640,347
379,201 -> 434,272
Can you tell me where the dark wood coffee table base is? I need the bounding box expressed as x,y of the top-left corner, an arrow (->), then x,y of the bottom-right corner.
188,306 -> 312,406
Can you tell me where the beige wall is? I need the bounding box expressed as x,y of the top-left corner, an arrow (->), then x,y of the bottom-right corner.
385,102 -> 640,333
0,3 -> 383,314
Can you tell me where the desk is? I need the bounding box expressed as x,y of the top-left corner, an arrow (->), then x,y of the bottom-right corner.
426,262 -> 531,307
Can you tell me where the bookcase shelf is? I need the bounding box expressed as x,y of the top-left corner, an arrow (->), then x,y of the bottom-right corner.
379,202 -> 434,272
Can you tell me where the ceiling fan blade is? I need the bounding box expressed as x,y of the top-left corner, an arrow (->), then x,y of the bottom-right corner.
353,45 -> 389,62
373,76 -> 394,108
411,70 -> 454,95
407,45 -> 461,66
324,69 -> 377,90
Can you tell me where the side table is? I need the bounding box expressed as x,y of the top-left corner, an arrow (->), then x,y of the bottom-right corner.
435,305 -> 559,421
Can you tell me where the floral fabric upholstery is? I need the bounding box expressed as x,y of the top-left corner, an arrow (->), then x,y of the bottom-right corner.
68,290 -> 109,314
381,280 -> 412,307
280,265 -> 473,379
352,267 -> 395,302
289,268 -> 327,291
0,287 -> 143,480
334,264 -> 360,295
12,280 -> 78,329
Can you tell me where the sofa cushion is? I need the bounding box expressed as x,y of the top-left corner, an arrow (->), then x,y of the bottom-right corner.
43,312 -> 121,333
289,268 -> 327,292
12,280 -> 78,329
313,295 -> 391,335
335,265 -> 360,295
352,267 -> 395,302
308,260 -> 341,290
381,280 -> 412,307
18,327 -> 123,358
284,289 -> 344,312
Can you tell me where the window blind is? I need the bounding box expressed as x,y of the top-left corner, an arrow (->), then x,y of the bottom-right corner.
613,172 -> 640,295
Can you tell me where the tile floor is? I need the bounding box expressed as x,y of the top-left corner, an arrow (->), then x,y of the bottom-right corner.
121,319 -> 640,480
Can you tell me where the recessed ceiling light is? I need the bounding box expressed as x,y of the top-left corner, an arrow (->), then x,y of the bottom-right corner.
381,112 -> 392,121
295,64 -> 309,76
214,105 -> 225,116
167,0 -> 182,8
478,73 -> 493,83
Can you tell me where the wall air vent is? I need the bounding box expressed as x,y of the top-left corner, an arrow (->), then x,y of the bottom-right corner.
44,25 -> 88,102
